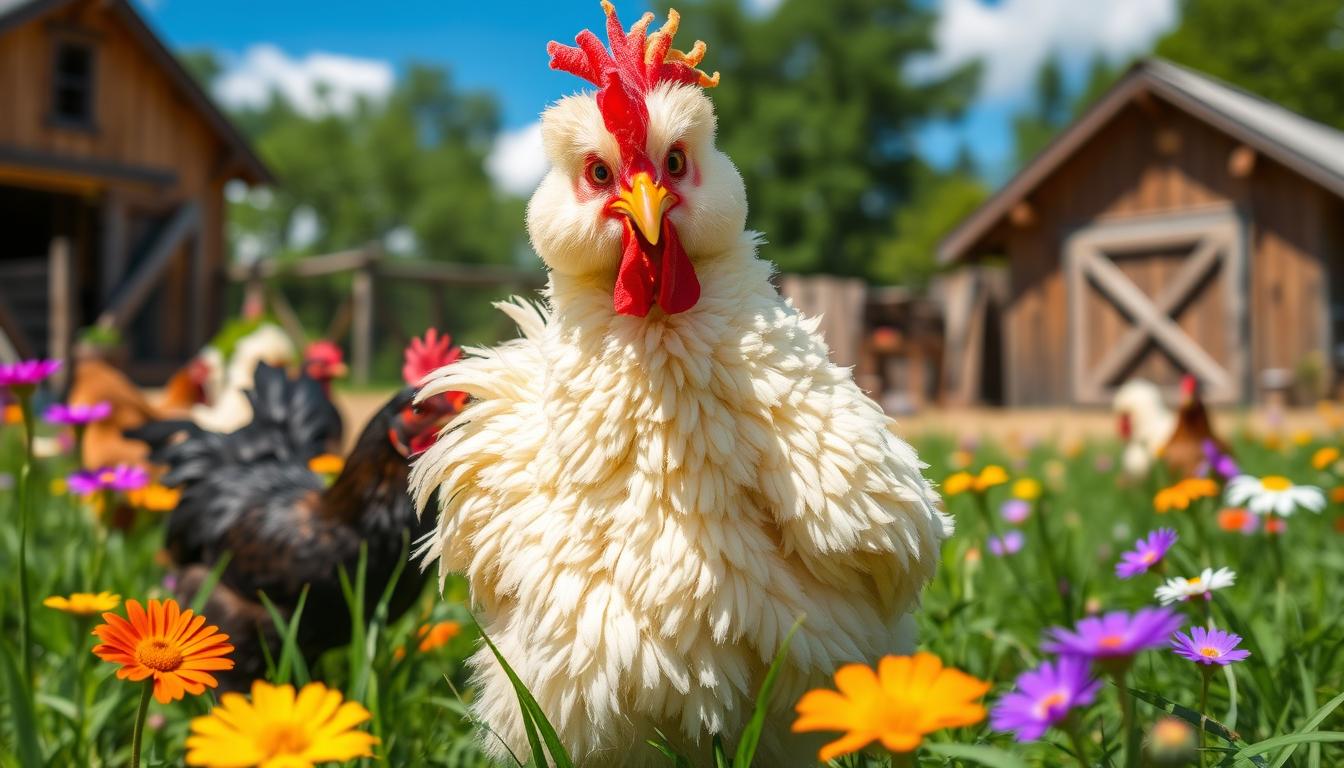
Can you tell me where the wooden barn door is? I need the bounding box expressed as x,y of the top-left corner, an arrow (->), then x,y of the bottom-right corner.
1066,206 -> 1245,404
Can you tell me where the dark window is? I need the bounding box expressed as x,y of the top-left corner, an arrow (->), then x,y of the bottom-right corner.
51,41 -> 95,128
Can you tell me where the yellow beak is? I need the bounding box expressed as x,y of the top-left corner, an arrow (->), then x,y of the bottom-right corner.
610,172 -> 675,245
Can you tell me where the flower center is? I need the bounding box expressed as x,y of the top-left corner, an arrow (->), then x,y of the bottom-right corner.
1199,646 -> 1222,658
1185,578 -> 1202,587
1261,476 -> 1291,491
259,723 -> 312,758
135,638 -> 182,672
98,471 -> 115,484
1098,634 -> 1125,650
1033,691 -> 1069,720
1141,551 -> 1157,564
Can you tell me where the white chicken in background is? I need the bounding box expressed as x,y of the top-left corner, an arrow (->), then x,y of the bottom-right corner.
1113,378 -> 1176,480
410,4 -> 949,764
190,323 -> 296,433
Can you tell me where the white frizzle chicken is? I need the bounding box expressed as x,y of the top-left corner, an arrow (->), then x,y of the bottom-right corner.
410,3 -> 949,764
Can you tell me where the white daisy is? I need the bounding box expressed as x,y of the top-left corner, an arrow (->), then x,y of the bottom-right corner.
1224,475 -> 1325,517
1155,567 -> 1237,606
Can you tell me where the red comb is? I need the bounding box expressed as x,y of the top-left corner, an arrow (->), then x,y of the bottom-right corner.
403,329 -> 462,386
547,2 -> 719,93
304,339 -> 344,364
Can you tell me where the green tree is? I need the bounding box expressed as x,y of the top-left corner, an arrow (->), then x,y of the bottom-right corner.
870,163 -> 987,288
1011,54 -> 1069,168
669,0 -> 980,280
1156,0 -> 1344,129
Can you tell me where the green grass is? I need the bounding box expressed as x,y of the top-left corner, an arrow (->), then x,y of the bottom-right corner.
1,414 -> 1343,766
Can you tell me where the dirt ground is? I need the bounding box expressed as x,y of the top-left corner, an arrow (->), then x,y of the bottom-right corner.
326,390 -> 1332,448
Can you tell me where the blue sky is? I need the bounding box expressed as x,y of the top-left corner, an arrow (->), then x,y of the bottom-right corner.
139,0 -> 1181,191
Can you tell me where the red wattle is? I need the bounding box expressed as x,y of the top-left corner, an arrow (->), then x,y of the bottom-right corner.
612,219 -> 700,317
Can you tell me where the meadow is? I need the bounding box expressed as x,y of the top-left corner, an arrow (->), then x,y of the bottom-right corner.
2,377 -> 1343,767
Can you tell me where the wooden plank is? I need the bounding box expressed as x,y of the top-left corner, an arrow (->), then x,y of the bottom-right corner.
47,236 -> 73,387
350,265 -> 374,386
0,143 -> 177,186
264,284 -> 308,352
99,189 -> 127,301
96,200 -> 200,330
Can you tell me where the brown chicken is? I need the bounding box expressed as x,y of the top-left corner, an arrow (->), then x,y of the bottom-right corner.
1159,374 -> 1233,480
66,354 -> 209,469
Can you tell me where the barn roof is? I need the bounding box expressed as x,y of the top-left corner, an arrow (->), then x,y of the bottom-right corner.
0,0 -> 273,184
939,57 -> 1344,264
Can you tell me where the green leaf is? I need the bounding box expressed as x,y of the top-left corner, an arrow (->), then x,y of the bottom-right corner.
1266,688 -> 1344,768
0,641 -> 43,768
257,586 -> 309,686
188,552 -> 233,615
1128,686 -> 1254,750
476,624 -> 573,768
1234,732 -> 1344,761
711,734 -> 729,768
923,742 -> 1030,768
734,617 -> 803,767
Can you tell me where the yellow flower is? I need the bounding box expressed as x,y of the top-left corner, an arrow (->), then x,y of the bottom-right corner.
1180,477 -> 1218,501
307,453 -> 345,475
186,680 -> 378,768
974,465 -> 1009,491
1154,484 -> 1192,514
793,652 -> 988,760
44,591 -> 120,615
128,483 -> 181,512
949,450 -> 974,470
1263,432 -> 1283,451
1313,447 -> 1340,471
1293,430 -> 1314,447
1011,478 -> 1042,501
943,471 -> 974,497
49,477 -> 68,496
416,621 -> 461,653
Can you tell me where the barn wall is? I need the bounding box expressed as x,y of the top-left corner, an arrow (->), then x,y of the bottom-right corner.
0,0 -> 235,369
997,97 -> 1336,405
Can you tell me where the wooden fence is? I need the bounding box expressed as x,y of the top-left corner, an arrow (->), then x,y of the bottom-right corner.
227,246 -> 544,385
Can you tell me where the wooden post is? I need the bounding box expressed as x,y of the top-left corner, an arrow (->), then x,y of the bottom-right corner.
189,230 -> 208,349
48,236 -> 73,388
100,190 -> 127,303
350,246 -> 377,386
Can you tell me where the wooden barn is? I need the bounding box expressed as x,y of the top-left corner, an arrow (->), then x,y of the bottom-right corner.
940,58 -> 1344,407
0,0 -> 270,381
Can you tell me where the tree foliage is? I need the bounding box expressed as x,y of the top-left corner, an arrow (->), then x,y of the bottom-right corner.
668,0 -> 980,281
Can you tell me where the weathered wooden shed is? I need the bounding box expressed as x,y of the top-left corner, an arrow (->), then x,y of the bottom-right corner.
940,58 -> 1344,407
0,0 -> 271,381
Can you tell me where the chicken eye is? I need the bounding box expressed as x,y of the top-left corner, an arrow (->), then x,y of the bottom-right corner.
666,149 -> 687,177
586,160 -> 613,186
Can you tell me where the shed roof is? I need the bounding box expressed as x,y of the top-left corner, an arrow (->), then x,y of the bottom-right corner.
0,0 -> 273,184
939,58 -> 1344,263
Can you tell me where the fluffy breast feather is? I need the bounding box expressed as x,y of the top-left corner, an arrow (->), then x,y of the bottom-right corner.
410,234 -> 950,765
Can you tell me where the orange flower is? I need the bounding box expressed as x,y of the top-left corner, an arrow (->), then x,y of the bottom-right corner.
1264,517 -> 1286,535
417,620 -> 461,653
1332,486 -> 1344,504
127,483 -> 181,512
1180,477 -> 1218,501
793,652 -> 989,760
974,465 -> 1009,492
1217,508 -> 1256,534
1335,517 -> 1344,534
943,471 -> 974,497
1154,485 -> 1192,514
1313,447 -> 1341,471
44,591 -> 120,615
3,403 -> 21,425
307,453 -> 345,475
92,598 -> 234,704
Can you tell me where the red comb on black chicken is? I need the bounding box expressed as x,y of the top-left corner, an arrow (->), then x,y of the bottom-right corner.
133,331 -> 465,688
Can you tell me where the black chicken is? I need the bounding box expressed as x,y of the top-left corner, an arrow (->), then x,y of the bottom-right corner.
132,335 -> 462,688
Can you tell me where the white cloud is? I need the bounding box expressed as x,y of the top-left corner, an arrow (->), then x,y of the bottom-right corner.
214,44 -> 395,118
916,0 -> 1179,104
487,121 -> 549,197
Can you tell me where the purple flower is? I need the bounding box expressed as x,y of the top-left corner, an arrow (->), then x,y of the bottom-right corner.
1115,528 -> 1178,579
44,401 -> 112,426
988,530 -> 1025,556
67,465 -> 150,495
1000,499 -> 1031,524
1043,607 -> 1185,668
1171,626 -> 1250,666
0,359 -> 61,389
1201,439 -> 1239,480
991,656 -> 1103,741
